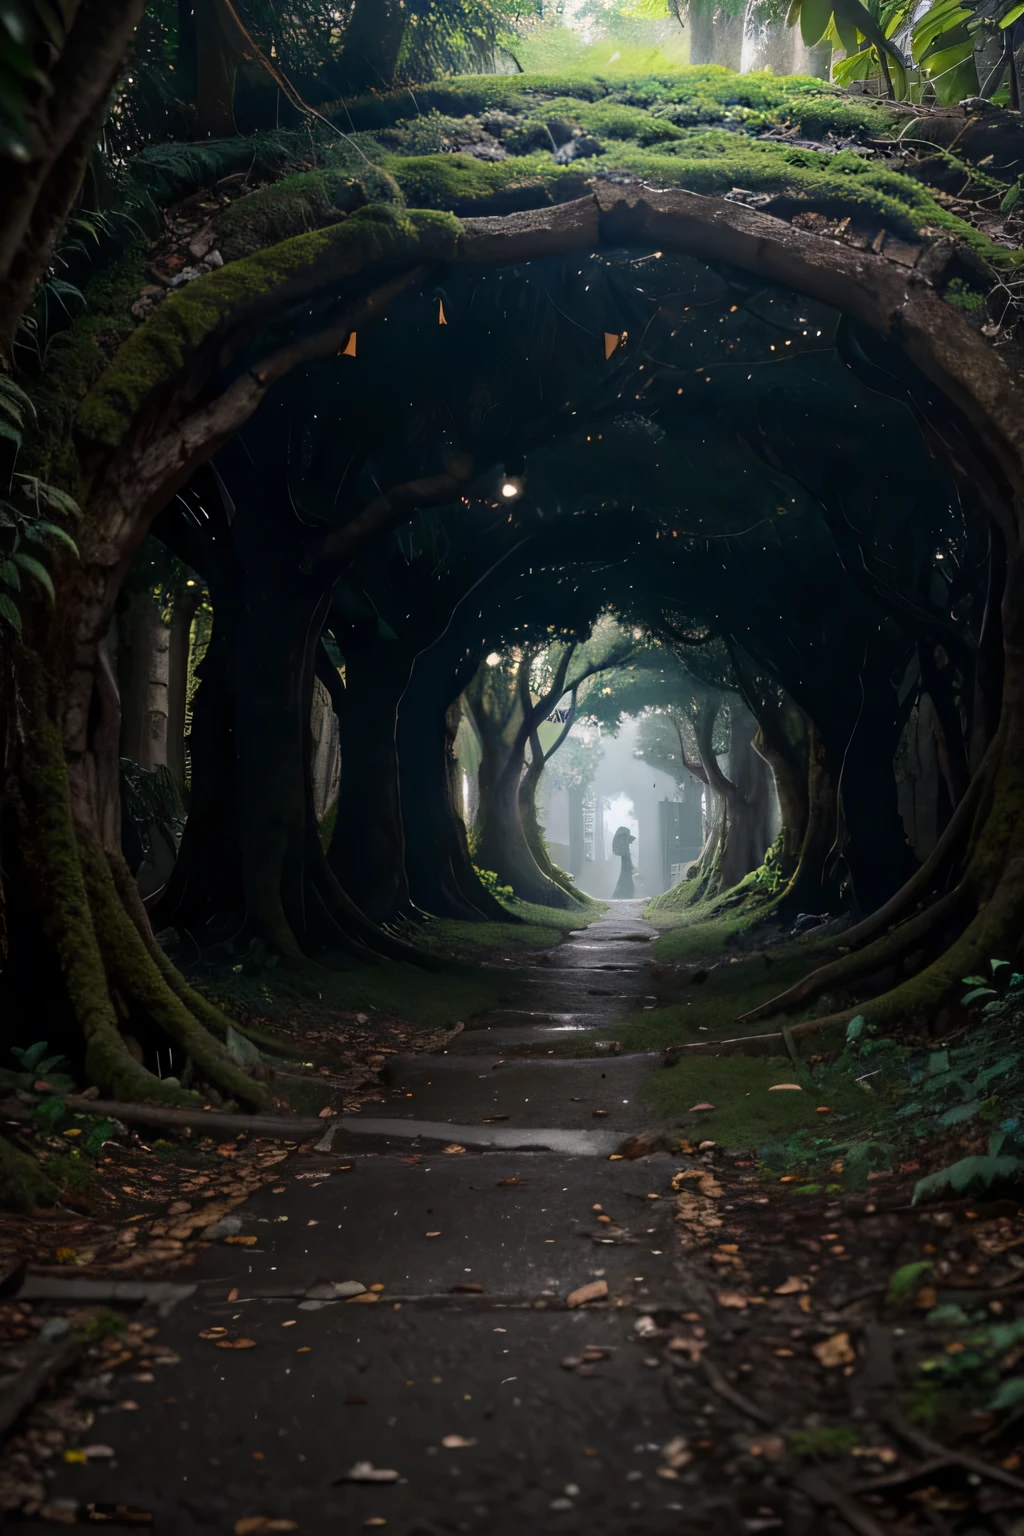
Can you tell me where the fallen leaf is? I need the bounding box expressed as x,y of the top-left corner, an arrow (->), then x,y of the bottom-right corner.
592,1109 -> 609,1118
450,1283 -> 484,1294
716,1291 -> 749,1310
774,1276 -> 809,1295
662,1436 -> 691,1470
812,1332 -> 857,1368
689,1103 -> 715,1112
441,1435 -> 477,1449
199,1327 -> 229,1339
916,1286 -> 938,1310
443,1144 -> 467,1155
346,1293 -> 378,1304
496,1177 -> 523,1187
63,1450 -> 88,1464
768,1083 -> 803,1092
225,1236 -> 258,1247
425,1231 -> 441,1238
341,1462 -> 399,1484
234,1519 -> 299,1535
227,1288 -> 240,1302
608,1154 -> 623,1161
318,1107 -> 337,1119
82,1445 -> 116,1459
567,1279 -> 609,1308
749,1435 -> 787,1460
815,1106 -> 832,1114
217,1338 -> 257,1350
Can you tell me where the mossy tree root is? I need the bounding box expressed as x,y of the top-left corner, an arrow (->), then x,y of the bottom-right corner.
739,745 -> 999,1025
17,712 -> 183,1105
78,833 -> 271,1110
0,1136 -> 58,1213
738,881 -> 970,1024
107,851 -> 292,1058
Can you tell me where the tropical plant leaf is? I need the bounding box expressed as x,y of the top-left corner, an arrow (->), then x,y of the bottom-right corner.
888,1259 -> 932,1299
0,559 -> 20,590
21,521 -> 78,555
0,593 -> 21,635
12,552 -> 54,603
962,986 -> 998,1006
939,1099 -> 983,1127
13,475 -> 80,518
990,1375 -> 1024,1410
1001,0 -> 1024,24
846,1014 -> 865,1044
913,1154 -> 1024,1204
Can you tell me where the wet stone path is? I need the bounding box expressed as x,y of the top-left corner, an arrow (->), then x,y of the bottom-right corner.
52,904 -> 732,1536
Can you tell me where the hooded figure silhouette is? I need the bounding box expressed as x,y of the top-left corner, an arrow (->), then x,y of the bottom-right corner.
611,824 -> 636,899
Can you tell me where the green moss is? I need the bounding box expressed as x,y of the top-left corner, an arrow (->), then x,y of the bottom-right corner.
0,1136 -> 57,1212
24,243 -> 150,488
641,1050 -> 869,1143
77,205 -> 462,449
788,1427 -> 862,1458
382,150 -> 589,215
416,897 -> 603,958
214,168 -> 401,261
127,130 -> 317,209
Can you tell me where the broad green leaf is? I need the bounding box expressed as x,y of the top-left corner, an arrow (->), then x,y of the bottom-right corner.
834,11 -> 862,50
924,46 -> 978,101
913,1153 -> 1024,1204
962,986 -> 998,1006
0,559 -> 20,589
912,0 -> 970,55
22,522 -> 78,555
992,958 -> 1012,972
888,1259 -> 932,1299
939,1099 -> 982,1126
833,45 -> 876,82
0,417 -> 22,448
12,552 -> 54,603
962,975 -> 989,986
846,1013 -> 866,1044
990,1375 -> 1024,1410
799,0 -> 835,45
1000,1 -> 1024,24
0,593 -> 21,635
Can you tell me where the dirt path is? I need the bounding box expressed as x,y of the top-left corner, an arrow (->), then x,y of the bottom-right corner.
26,907 -> 1024,1533
44,903 -> 727,1535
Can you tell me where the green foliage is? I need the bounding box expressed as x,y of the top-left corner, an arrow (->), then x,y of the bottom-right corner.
473,864 -> 516,901
913,1148 -> 1024,1203
5,1040 -> 74,1093
0,0 -> 66,161
787,1426 -> 861,1458
887,1259 -> 933,1299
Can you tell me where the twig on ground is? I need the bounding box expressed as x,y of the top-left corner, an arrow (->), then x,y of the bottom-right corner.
699,1355 -> 775,1426
0,1337 -> 83,1441
797,1469 -> 892,1536
886,1411 -> 1024,1496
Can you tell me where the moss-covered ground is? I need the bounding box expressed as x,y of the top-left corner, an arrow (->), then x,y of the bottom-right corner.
415,896 -> 606,959
641,1048 -> 873,1146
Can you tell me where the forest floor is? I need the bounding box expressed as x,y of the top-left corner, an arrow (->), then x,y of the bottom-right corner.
1,905 -> 1024,1532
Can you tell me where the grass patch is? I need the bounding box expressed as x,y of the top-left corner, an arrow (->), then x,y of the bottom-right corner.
641,1051 -> 872,1144
415,897 -> 606,959
191,954 -> 500,1033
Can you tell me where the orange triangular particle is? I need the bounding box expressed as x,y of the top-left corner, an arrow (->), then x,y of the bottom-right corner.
343,332 -> 357,357
604,332 -> 621,360
438,299 -> 448,326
